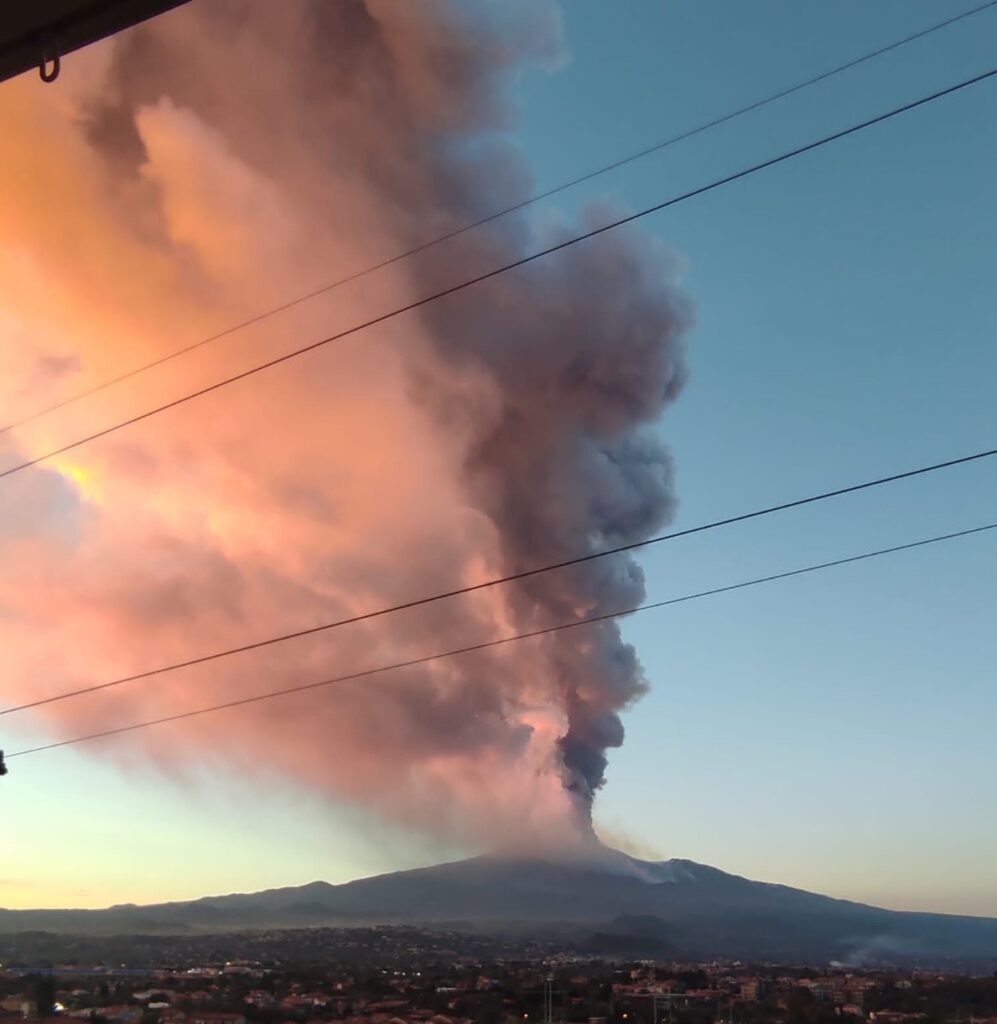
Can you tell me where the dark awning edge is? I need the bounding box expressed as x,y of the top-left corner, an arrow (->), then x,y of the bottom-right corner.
0,0 -> 191,84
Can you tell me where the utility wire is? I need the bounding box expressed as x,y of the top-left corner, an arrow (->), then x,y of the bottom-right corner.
6,520 -> 995,760
3,444 -> 995,718
2,64 -> 997,484
2,0 -> 993,439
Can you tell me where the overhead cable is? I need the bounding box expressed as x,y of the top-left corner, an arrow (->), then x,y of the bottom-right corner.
6,520 -> 994,760
3,64 -> 997,482
2,444 -> 994,718
3,0 -> 993,436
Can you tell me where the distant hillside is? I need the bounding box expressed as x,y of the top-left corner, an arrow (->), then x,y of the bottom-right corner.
2,851 -> 995,965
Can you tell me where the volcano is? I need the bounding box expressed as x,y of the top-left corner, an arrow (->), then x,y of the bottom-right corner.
2,850 -> 995,965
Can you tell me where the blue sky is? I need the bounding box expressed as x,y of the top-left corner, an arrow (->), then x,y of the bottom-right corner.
510,0 -> 997,914
5,0 -> 996,914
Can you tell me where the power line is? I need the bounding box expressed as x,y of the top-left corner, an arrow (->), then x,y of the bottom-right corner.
6,520 -> 995,760
3,443 -> 995,718
3,64 -> 997,483
2,0 -> 993,438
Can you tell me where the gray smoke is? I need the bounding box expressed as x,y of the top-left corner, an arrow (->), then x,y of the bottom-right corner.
409,209 -> 690,822
2,0 -> 691,847
89,0 -> 691,829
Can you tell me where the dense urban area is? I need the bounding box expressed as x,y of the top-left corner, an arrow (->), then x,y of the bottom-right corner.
2,928 -> 995,1024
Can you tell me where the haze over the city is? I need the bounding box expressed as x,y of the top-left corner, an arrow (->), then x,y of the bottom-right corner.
2,0 -> 996,921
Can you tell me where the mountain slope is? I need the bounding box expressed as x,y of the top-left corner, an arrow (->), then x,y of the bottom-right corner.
2,852 -> 995,964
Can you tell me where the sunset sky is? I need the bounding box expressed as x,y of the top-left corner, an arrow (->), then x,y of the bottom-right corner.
3,0 -> 996,916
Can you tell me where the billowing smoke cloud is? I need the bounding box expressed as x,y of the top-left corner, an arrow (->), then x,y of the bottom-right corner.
411,216 -> 688,811
0,0 -> 689,851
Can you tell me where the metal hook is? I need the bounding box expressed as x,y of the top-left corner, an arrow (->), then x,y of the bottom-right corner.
39,39 -> 60,83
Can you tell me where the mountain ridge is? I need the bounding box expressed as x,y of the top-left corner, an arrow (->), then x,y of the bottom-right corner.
3,852 -> 996,966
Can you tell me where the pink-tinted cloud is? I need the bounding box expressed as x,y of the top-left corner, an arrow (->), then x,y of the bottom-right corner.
0,0 -> 689,854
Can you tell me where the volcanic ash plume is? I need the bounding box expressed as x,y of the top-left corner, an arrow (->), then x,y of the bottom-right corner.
0,0 -> 690,851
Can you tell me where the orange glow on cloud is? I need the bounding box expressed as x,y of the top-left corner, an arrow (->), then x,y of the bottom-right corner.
0,0 -> 688,855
